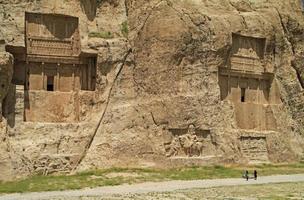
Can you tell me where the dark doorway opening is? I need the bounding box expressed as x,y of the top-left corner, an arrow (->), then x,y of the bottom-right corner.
47,76 -> 54,91
241,88 -> 246,102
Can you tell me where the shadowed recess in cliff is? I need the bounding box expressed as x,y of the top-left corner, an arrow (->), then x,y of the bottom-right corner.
80,0 -> 97,21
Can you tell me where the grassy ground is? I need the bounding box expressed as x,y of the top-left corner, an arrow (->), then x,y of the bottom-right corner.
0,163 -> 304,194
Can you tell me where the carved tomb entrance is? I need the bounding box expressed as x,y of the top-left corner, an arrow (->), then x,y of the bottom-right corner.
5,12 -> 97,123
218,33 -> 282,163
219,33 -> 278,131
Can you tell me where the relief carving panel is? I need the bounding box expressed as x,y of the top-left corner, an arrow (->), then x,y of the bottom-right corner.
240,135 -> 269,163
230,33 -> 266,73
164,125 -> 216,158
25,12 -> 80,57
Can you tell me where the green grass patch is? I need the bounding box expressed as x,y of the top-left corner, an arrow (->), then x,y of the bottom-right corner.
121,21 -> 129,38
0,163 -> 304,194
88,31 -> 114,39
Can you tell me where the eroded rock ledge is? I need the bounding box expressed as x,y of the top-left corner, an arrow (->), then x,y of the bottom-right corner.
0,0 -> 303,181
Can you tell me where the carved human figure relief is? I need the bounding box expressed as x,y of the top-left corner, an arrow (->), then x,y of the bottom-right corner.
164,125 -> 213,158
165,137 -> 181,157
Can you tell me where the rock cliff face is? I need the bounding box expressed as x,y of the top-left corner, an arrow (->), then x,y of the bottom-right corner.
0,0 -> 304,180
0,52 -> 13,181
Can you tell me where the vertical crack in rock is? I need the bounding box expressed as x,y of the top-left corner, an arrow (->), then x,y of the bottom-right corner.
297,71 -> 304,89
124,0 -> 129,17
275,8 -> 304,89
292,61 -> 304,89
164,0 -> 204,29
132,63 -> 146,93
74,48 -> 132,170
136,0 -> 165,37
240,15 -> 248,30
275,8 -> 295,54
150,112 -> 158,126
276,9 -> 288,36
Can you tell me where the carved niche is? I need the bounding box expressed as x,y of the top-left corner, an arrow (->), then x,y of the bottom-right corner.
164,125 -> 216,158
25,12 -> 80,57
230,33 -> 266,73
240,135 -> 269,163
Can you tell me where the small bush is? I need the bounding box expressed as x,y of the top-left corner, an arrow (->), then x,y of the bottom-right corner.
121,21 -> 129,38
88,31 -> 113,39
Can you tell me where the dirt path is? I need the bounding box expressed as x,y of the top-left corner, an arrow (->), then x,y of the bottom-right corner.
1,174 -> 304,200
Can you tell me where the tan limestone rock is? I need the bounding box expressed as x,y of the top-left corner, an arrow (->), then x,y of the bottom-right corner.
0,0 -> 303,180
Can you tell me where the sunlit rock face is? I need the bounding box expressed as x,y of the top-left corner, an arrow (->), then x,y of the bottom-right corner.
0,0 -> 304,180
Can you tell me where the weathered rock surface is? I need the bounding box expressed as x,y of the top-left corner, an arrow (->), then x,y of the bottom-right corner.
0,0 -> 304,181
0,52 -> 13,102
0,52 -> 13,121
0,52 -> 13,180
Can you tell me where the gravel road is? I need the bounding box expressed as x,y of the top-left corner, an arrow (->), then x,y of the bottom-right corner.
1,174 -> 304,200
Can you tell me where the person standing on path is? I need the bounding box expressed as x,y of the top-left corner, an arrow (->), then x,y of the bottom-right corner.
254,170 -> 257,180
245,170 -> 249,181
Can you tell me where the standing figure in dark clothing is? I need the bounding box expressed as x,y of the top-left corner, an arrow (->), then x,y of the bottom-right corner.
245,170 -> 249,181
254,170 -> 257,180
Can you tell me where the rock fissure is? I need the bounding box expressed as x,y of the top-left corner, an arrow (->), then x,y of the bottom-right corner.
0,0 -> 304,180
134,0 -> 165,38
74,48 -> 132,170
240,14 -> 248,30
124,0 -> 128,17
275,8 -> 295,54
292,62 -> 304,89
